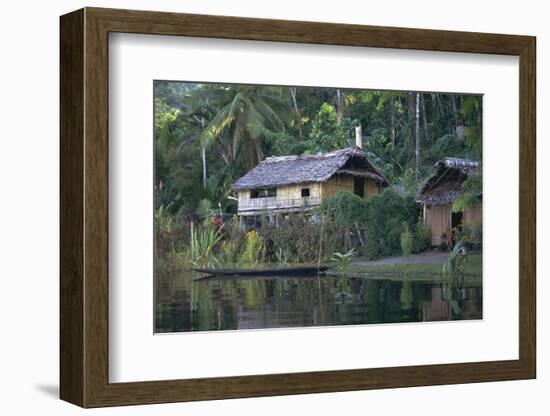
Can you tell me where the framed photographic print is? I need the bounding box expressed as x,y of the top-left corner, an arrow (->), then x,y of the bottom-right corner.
60,7 -> 536,408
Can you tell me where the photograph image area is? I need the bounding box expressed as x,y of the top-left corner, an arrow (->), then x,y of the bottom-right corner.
154,81 -> 483,333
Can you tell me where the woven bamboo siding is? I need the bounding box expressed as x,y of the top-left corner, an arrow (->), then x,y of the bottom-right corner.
463,205 -> 482,225
276,183 -> 321,200
320,175 -> 354,198
320,174 -> 379,199
238,177 -> 378,214
426,204 -> 452,246
238,183 -> 320,204
237,183 -> 321,214
364,180 -> 379,198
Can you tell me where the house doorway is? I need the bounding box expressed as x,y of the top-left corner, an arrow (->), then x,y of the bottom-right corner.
353,177 -> 365,198
451,211 -> 463,245
451,211 -> 463,229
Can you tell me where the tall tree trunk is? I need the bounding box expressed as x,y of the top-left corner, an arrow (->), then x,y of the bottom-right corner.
433,93 -> 443,118
415,92 -> 420,182
450,94 -> 459,131
335,89 -> 344,123
290,87 -> 303,138
390,95 -> 396,148
201,146 -> 207,187
421,94 -> 429,145
406,92 -> 415,154
200,117 -> 207,188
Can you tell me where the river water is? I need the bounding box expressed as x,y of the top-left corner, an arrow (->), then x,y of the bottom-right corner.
155,273 -> 482,333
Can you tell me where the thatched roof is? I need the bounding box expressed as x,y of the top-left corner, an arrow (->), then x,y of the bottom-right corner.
417,157 -> 480,206
232,147 -> 388,191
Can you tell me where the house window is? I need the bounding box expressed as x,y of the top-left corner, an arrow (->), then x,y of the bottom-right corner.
250,188 -> 276,198
301,188 -> 310,198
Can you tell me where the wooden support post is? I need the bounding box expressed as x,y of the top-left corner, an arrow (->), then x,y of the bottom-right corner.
239,215 -> 246,231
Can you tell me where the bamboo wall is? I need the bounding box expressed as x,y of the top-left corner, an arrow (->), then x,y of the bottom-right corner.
463,204 -> 482,225
365,180 -> 379,198
424,203 -> 482,246
320,174 -> 353,197
237,182 -> 321,206
425,204 -> 452,246
276,182 -> 321,200
237,175 -> 379,215
320,174 -> 378,200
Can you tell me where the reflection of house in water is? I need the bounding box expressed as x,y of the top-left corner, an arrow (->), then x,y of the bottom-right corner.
231,143 -> 388,229
459,287 -> 483,320
422,287 -> 451,321
421,285 -> 482,322
155,267 -> 483,332
416,158 -> 481,246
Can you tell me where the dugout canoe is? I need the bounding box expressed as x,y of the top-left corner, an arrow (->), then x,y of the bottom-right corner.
192,265 -> 328,277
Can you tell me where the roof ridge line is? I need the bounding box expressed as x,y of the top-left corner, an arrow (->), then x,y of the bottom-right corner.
263,146 -> 358,163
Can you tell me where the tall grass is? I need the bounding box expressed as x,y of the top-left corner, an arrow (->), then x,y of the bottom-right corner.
189,223 -> 223,268
155,204 -> 173,232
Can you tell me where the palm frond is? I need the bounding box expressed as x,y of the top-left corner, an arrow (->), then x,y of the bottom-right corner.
243,98 -> 266,140
200,104 -> 233,146
229,92 -> 246,119
253,98 -> 285,132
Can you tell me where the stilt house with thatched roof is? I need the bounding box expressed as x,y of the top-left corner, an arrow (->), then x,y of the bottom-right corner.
232,145 -> 388,227
416,157 -> 481,246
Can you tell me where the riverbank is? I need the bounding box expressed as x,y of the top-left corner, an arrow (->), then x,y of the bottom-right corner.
345,251 -> 482,279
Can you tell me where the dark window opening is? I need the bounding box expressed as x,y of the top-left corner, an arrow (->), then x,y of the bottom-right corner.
250,188 -> 276,198
353,177 -> 365,198
301,188 -> 310,197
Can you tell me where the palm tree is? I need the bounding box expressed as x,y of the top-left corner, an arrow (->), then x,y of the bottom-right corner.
192,85 -> 290,169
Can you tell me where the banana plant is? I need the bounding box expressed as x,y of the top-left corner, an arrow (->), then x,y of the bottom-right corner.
331,248 -> 356,275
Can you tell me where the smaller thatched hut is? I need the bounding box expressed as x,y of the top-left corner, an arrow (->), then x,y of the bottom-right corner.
232,146 -> 388,228
416,157 -> 481,246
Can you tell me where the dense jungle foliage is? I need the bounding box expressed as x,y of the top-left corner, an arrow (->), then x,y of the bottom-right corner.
154,81 -> 482,264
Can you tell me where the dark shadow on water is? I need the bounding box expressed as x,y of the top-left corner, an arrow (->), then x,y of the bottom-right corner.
35,384 -> 59,399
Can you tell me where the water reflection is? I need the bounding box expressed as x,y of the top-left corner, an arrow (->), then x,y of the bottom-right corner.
155,273 -> 482,333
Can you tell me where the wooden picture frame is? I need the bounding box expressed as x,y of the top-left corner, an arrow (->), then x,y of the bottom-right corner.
60,7 -> 536,408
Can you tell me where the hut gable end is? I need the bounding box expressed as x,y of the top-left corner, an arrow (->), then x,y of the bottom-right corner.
417,157 -> 480,206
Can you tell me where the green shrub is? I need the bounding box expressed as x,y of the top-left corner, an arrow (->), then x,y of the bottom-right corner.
412,218 -> 431,253
363,189 -> 419,259
453,224 -> 471,247
319,190 -> 369,227
218,240 -> 239,267
400,225 -> 413,257
258,211 -> 345,264
239,230 -> 265,266
453,220 -> 482,251
196,198 -> 212,219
